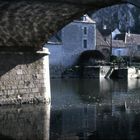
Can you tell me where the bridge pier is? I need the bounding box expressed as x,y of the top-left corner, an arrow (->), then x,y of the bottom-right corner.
0,48 -> 51,105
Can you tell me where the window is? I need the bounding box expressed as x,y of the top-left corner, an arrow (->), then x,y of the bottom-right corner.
84,27 -> 87,35
83,16 -> 87,21
83,39 -> 87,48
117,50 -> 121,56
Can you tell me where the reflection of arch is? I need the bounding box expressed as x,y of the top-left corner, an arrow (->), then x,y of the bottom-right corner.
0,0 -> 139,50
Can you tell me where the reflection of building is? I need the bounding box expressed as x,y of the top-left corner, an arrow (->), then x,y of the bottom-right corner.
50,79 -> 140,139
44,15 -> 96,78
50,102 -> 140,140
50,106 -> 97,140
128,78 -> 140,90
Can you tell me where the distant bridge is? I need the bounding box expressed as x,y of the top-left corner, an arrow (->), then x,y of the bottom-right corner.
0,0 -> 139,50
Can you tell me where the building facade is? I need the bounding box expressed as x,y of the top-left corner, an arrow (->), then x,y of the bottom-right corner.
45,15 -> 96,78
111,33 -> 140,58
112,40 -> 129,57
99,27 -> 140,59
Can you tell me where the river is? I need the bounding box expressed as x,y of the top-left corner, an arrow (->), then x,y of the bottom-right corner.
0,79 -> 140,140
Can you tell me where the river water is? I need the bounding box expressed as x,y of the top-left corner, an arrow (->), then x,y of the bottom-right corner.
50,79 -> 140,140
0,79 -> 140,140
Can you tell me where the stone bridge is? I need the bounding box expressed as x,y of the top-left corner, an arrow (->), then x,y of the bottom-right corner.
0,0 -> 139,50
0,0 -> 140,105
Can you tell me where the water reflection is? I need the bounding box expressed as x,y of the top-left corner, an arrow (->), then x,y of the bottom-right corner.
0,79 -> 140,140
50,79 -> 140,140
0,104 -> 50,140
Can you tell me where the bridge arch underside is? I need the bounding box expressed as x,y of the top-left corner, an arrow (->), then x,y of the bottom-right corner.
0,0 -> 139,51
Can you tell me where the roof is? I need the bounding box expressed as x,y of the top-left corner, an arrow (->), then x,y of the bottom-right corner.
96,29 -> 127,49
96,29 -> 110,47
112,28 -> 121,39
114,33 -> 126,41
97,30 -> 140,49
112,40 -> 126,48
125,33 -> 140,45
74,14 -> 96,24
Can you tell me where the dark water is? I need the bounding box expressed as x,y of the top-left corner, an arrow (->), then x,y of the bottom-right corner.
1,79 -> 140,140
50,79 -> 140,140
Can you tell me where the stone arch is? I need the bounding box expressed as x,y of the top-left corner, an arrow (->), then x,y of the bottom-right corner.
0,0 -> 139,51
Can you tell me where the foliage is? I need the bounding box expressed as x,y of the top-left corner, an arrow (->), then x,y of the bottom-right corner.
133,56 -> 140,62
110,55 -> 125,63
110,55 -> 117,62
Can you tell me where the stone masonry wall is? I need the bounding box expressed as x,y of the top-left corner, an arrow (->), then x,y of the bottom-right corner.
0,0 -> 138,50
0,50 -> 50,105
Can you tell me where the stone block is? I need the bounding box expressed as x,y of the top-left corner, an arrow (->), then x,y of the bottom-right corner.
16,69 -> 23,75
32,88 -> 39,93
0,51 -> 50,105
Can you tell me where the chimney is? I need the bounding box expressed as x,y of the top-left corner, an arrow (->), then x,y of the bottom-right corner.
128,28 -> 131,37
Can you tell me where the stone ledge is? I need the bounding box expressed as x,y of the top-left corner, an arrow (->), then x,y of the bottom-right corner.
37,48 -> 50,55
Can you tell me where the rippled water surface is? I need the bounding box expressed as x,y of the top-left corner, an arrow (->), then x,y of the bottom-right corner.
1,79 -> 140,140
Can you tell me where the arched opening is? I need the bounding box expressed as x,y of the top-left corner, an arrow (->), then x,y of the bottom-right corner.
49,2 -> 140,139
46,2 -> 140,78
0,0 -> 139,50
0,1 -> 140,140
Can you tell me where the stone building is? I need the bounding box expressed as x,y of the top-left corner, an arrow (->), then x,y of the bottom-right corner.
45,15 -> 96,78
96,27 -> 140,59
96,29 -> 110,60
112,32 -> 140,58
125,33 -> 140,58
112,40 -> 128,57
